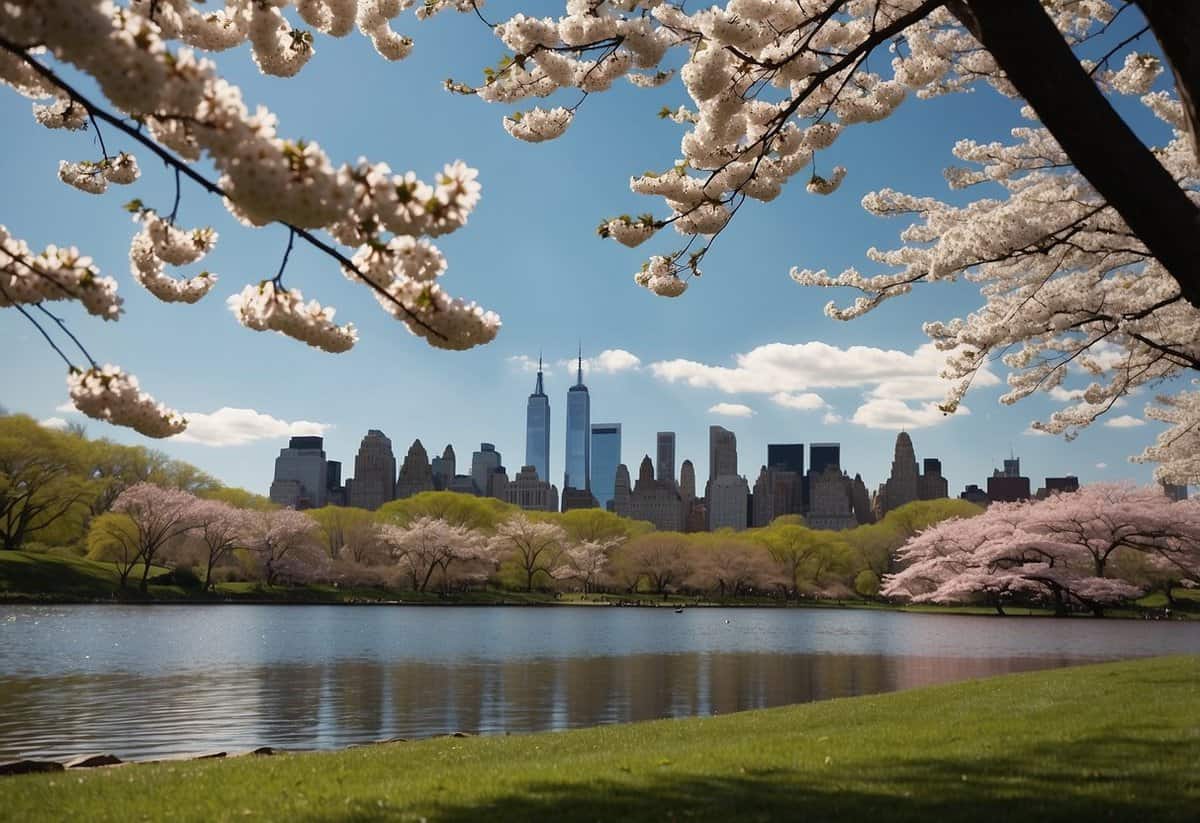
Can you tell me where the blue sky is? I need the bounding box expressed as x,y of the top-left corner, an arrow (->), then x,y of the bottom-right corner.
0,7 -> 1176,496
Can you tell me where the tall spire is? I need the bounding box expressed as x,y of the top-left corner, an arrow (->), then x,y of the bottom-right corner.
576,342 -> 583,386
533,351 -> 545,396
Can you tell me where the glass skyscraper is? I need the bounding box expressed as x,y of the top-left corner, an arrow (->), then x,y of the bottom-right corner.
564,349 -> 591,491
524,355 -> 550,482
590,423 -> 621,511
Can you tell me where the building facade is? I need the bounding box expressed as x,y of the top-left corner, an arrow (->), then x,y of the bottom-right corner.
656,432 -> 676,488
431,444 -> 455,490
590,423 -> 622,511
505,465 -> 558,511
268,436 -> 329,510
708,474 -> 750,531
612,456 -> 685,531
348,430 -> 396,511
525,356 -> 551,483
471,443 -> 501,496
564,350 -> 591,493
395,439 -> 434,499
807,464 -> 856,530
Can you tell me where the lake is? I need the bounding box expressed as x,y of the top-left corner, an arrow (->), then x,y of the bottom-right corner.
1,605 -> 1196,761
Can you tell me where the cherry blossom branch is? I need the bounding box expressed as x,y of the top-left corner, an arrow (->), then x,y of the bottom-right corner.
0,36 -> 446,342
34,303 -> 98,368
0,284 -> 75,369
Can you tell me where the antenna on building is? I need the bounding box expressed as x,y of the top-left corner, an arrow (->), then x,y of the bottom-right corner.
576,341 -> 584,386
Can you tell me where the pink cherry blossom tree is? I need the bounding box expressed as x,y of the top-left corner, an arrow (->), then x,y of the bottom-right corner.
552,537 -> 623,593
382,515 -> 491,592
884,485 -> 1200,615
188,497 -> 250,592
111,482 -> 197,592
241,508 -> 323,586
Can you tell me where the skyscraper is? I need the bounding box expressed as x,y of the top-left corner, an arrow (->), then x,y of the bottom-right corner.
809,443 -> 840,476
656,432 -> 676,488
395,438 -> 434,499
590,423 -> 622,511
269,436 -> 328,509
767,444 -> 805,477
708,425 -> 738,487
348,430 -> 396,511
767,443 -> 805,514
564,347 -> 591,492
525,355 -> 551,483
471,443 -> 501,495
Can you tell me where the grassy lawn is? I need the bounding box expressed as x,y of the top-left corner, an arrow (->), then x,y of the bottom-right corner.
2,656 -> 1197,821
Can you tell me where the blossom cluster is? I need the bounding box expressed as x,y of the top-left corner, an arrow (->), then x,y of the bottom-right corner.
57,153 -> 140,195
0,225 -> 121,320
67,364 -> 186,438
123,209 -> 221,304
0,0 -> 500,434
227,281 -> 358,353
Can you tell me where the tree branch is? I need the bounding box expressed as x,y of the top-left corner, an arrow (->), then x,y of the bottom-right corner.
947,0 -> 1200,310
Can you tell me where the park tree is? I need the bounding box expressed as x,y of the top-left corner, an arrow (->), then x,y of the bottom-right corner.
619,533 -> 693,596
489,513 -> 567,592
242,508 -> 323,586
110,481 -> 198,592
0,414 -> 94,549
552,537 -> 622,593
0,0 -> 498,437
309,505 -> 384,564
188,497 -> 249,591
85,510 -> 141,589
382,515 -> 491,592
883,485 -> 1200,615
687,537 -> 777,598
551,507 -> 653,543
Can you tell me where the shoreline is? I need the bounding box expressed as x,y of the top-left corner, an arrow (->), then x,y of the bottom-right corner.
0,591 -> 1188,619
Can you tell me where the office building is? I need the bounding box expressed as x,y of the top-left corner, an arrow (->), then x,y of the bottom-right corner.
656,432 -> 676,488
590,423 -> 622,511
269,436 -> 329,510
348,430 -> 396,511
471,443 -> 501,495
564,349 -> 591,493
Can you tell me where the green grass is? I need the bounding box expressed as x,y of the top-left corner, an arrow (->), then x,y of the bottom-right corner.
3,656 -> 1197,822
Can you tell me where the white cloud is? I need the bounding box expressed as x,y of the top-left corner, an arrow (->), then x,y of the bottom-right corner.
508,355 -> 552,375
822,411 -> 844,425
770,392 -> 827,411
851,398 -> 969,431
559,349 -> 642,376
1096,462 -> 1108,470
651,341 -> 996,401
172,408 -> 331,447
1103,415 -> 1145,429
1023,425 -> 1050,437
1048,386 -> 1085,402
708,403 -> 755,418
38,417 -> 69,430
54,402 -> 77,414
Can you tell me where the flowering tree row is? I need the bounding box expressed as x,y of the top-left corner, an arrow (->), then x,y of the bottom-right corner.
882,483 -> 1200,615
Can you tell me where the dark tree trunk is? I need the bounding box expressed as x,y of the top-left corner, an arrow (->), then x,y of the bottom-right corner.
949,0 -> 1200,308
1135,0 -> 1200,162
139,558 -> 152,593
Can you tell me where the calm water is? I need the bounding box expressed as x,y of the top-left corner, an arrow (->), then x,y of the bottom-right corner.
0,605 -> 1196,760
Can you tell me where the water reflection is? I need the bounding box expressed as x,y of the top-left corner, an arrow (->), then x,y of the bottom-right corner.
0,650 -> 1107,760
0,605 -> 1196,760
